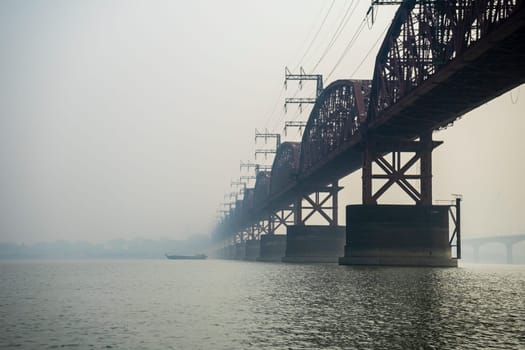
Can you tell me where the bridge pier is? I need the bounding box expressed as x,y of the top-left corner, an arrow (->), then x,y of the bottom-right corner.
234,242 -> 246,260
281,181 -> 344,262
362,133 -> 439,205
244,239 -> 260,260
222,243 -> 235,259
341,134 -> 458,267
282,225 -> 345,263
339,205 -> 457,267
256,234 -> 287,262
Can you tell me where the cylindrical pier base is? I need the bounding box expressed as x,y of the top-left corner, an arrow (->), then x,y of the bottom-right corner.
256,234 -> 286,262
339,205 -> 457,267
282,225 -> 345,263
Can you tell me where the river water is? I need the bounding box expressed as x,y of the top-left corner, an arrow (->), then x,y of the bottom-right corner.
1,259 -> 524,349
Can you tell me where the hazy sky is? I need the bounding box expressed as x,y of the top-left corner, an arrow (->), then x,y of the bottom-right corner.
1,0 -> 523,243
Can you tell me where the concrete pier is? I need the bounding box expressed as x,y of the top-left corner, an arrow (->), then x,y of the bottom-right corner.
339,205 -> 457,267
234,242 -> 246,260
256,234 -> 286,262
282,225 -> 345,263
244,239 -> 260,260
224,244 -> 235,259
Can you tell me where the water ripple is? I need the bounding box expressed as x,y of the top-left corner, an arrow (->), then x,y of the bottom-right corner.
0,260 -> 523,349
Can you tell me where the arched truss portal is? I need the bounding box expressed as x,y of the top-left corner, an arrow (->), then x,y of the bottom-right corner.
299,80 -> 371,175
368,0 -> 524,127
242,188 -> 255,213
269,142 -> 301,197
253,171 -> 271,208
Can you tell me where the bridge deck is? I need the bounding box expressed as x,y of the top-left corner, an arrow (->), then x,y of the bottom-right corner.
259,8 -> 525,220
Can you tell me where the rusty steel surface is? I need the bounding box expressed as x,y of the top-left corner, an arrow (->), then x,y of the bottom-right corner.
215,0 -> 525,239
299,79 -> 371,176
269,142 -> 301,197
368,0 -> 525,136
253,171 -> 271,209
242,188 -> 255,212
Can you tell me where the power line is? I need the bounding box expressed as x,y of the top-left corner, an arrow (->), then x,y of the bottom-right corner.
349,24 -> 388,77
267,83 -> 304,134
312,0 -> 361,72
293,0 -> 336,72
262,85 -> 286,130
288,1 -> 331,68
327,16 -> 368,80
262,3 -> 331,135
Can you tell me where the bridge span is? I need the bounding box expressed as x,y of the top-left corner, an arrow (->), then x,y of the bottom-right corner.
463,234 -> 525,263
214,0 -> 525,266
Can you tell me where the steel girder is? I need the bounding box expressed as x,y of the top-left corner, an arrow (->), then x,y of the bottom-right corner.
299,79 -> 371,175
253,171 -> 271,208
369,0 -> 524,128
269,142 -> 301,197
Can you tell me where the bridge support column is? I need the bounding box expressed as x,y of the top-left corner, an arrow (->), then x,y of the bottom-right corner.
339,205 -> 457,267
256,219 -> 270,237
224,242 -> 235,259
294,197 -> 302,225
420,131 -> 433,205
282,225 -> 345,263
342,133 -> 457,267
234,241 -> 246,260
256,234 -> 287,262
361,134 -> 441,205
270,206 -> 294,234
244,239 -> 260,260
281,182 -> 344,262
299,181 -> 342,226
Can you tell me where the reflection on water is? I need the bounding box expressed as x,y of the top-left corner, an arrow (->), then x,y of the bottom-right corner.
1,260 -> 524,349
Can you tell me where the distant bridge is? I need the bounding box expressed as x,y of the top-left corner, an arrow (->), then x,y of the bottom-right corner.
463,234 -> 525,263
214,0 -> 525,265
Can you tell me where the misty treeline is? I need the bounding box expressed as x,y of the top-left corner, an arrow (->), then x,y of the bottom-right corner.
0,235 -> 211,259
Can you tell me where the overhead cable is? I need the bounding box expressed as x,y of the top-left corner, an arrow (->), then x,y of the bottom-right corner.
312,0 -> 362,72
327,17 -> 368,80
350,24 -> 388,77
293,0 -> 336,72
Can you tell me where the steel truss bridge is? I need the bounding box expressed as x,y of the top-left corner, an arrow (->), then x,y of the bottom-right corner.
215,0 -> 525,245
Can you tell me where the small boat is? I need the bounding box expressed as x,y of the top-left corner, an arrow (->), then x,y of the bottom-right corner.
165,253 -> 207,260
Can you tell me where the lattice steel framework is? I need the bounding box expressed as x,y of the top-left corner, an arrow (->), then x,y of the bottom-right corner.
362,132 -> 442,205
300,80 -> 371,174
214,0 -> 525,243
253,171 -> 271,208
269,207 -> 295,234
242,188 -> 255,215
269,142 -> 301,197
369,0 -> 523,125
296,182 -> 342,226
254,219 -> 270,238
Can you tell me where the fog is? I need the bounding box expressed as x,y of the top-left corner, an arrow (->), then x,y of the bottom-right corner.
0,0 -> 523,245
